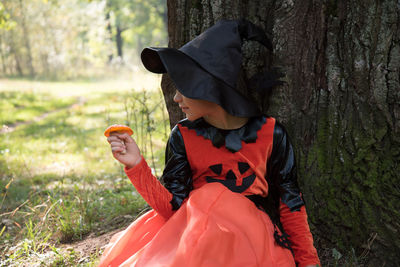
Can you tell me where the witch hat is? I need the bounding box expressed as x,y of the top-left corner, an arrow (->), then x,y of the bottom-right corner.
141,19 -> 277,117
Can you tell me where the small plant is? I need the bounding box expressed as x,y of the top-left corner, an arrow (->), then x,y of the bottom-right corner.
123,88 -> 169,177
332,248 -> 343,266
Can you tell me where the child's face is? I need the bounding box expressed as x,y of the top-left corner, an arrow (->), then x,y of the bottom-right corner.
173,90 -> 219,121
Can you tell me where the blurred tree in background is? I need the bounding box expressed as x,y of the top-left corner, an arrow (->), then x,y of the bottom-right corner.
0,0 -> 166,79
105,0 -> 166,61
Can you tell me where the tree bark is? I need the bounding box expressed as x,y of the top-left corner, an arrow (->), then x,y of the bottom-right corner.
164,0 -> 400,265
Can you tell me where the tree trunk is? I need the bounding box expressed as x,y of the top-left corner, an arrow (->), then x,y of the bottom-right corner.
106,11 -> 114,63
164,0 -> 400,265
9,35 -> 23,76
12,50 -> 23,76
0,34 -> 7,75
18,0 -> 35,77
116,25 -> 124,59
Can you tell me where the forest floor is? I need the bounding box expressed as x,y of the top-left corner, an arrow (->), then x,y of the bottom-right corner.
0,77 -> 165,266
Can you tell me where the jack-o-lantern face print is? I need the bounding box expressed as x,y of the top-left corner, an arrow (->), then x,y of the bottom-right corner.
206,162 -> 256,193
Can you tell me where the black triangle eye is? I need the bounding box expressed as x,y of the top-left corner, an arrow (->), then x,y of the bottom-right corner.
225,170 -> 237,180
209,164 -> 223,175
238,162 -> 250,174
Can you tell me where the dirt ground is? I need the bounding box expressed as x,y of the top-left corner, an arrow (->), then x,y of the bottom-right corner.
58,228 -> 122,264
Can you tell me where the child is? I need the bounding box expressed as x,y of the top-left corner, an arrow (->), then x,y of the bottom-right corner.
99,19 -> 320,267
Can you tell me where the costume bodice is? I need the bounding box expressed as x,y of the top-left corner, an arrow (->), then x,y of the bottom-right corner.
177,117 -> 276,197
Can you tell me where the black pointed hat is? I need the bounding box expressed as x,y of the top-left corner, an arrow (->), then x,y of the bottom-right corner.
141,19 -> 275,117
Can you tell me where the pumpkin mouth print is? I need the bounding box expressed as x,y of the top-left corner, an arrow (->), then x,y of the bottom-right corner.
205,162 -> 256,193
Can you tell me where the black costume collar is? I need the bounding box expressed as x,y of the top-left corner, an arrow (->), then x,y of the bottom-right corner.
179,116 -> 267,152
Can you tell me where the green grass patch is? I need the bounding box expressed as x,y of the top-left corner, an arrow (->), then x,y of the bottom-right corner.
0,91 -> 76,126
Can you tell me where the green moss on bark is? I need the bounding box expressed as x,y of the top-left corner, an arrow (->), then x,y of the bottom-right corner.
302,109 -> 400,264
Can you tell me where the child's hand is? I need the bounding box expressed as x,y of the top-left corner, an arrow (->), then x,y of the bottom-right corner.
107,133 -> 142,169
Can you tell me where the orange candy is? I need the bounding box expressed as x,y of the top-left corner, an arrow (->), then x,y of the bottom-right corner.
104,124 -> 133,137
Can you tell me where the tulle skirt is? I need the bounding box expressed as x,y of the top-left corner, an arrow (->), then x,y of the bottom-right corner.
98,182 -> 295,267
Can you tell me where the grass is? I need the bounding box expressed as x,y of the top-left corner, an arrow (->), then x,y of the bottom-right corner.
0,91 -> 75,126
0,74 -> 167,266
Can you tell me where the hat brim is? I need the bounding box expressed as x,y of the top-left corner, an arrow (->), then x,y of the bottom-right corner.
141,47 -> 260,117
141,47 -> 167,74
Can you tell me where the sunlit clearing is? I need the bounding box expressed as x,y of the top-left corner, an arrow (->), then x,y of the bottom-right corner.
0,71 -> 162,98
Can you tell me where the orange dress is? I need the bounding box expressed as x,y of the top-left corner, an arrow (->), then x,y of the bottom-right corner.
98,117 -> 319,267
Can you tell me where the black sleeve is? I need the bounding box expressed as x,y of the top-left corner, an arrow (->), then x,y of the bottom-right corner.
161,125 -> 193,210
266,121 -> 304,212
